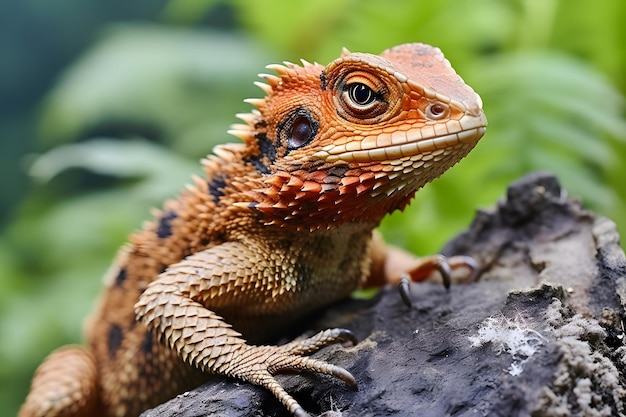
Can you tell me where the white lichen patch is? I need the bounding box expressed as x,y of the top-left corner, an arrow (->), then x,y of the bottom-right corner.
469,314 -> 547,376
532,299 -> 625,417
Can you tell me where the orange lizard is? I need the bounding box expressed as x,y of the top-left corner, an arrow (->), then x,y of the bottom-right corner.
19,43 -> 486,417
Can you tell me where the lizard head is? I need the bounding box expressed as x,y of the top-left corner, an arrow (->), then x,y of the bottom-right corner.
228,43 -> 487,230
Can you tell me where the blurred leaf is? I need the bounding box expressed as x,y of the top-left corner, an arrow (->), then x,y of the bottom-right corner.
163,0 -> 223,23
10,140 -> 197,275
39,24 -> 275,157
30,138 -> 199,199
466,52 -> 625,211
233,0 -> 511,65
550,0 -> 626,90
3,139 -> 201,409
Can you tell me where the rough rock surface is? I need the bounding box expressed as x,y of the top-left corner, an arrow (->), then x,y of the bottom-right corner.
141,172 -> 626,417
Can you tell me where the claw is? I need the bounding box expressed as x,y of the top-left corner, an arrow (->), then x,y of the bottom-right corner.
242,327 -> 358,416
333,328 -> 358,346
294,408 -> 312,417
396,255 -> 480,307
438,260 -> 452,290
332,363 -> 358,388
450,255 -> 479,282
399,273 -> 412,307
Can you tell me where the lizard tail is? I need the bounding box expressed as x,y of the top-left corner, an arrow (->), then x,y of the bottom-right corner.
19,346 -> 102,417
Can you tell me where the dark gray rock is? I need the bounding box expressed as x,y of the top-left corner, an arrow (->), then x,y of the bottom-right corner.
142,172 -> 626,417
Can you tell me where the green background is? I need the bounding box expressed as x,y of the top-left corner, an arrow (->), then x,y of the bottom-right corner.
2,1 -> 625,415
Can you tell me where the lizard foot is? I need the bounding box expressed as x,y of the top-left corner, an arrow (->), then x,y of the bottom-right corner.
231,328 -> 357,417
398,254 -> 479,306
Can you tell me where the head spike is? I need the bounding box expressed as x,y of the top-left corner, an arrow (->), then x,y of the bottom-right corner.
235,112 -> 258,125
341,47 -> 352,57
229,123 -> 250,131
253,81 -> 272,94
232,202 -> 255,209
243,98 -> 265,109
300,58 -> 312,67
227,128 -> 254,142
266,63 -> 290,76
258,73 -> 282,87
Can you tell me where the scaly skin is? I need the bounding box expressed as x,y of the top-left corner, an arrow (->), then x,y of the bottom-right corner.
19,43 -> 487,417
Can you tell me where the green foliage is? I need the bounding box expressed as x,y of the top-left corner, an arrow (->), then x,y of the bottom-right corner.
1,139 -> 198,410
3,0 -> 626,415
39,24 -> 275,157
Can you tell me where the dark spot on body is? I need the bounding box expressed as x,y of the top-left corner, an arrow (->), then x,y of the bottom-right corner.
327,166 -> 349,178
141,330 -> 154,354
254,119 -> 267,130
108,324 -> 123,359
256,133 -> 277,161
320,70 -> 327,90
114,267 -> 127,287
323,175 -> 341,184
245,133 -> 276,174
248,157 -> 270,174
294,262 -> 313,284
275,238 -> 295,251
207,173 -> 228,204
157,210 -> 177,238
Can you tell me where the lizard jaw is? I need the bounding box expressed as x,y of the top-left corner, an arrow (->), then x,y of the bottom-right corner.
311,111 -> 487,164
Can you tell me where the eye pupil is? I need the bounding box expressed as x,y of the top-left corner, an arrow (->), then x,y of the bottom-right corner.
349,83 -> 374,105
289,116 -> 313,149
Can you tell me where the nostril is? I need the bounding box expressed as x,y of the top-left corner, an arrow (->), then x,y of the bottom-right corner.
425,102 -> 449,120
465,96 -> 483,117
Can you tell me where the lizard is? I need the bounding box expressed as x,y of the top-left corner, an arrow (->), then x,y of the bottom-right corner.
19,42 -> 487,417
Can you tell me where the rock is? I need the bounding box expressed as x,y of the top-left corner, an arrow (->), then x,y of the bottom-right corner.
141,172 -> 626,417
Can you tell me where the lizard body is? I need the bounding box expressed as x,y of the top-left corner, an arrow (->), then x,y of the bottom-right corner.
20,43 -> 486,417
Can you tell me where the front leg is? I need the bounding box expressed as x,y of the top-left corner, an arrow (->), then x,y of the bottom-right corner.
134,242 -> 356,417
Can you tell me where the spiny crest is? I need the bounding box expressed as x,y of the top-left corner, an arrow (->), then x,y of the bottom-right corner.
227,121 -> 256,146
228,59 -> 322,148
243,59 -> 323,114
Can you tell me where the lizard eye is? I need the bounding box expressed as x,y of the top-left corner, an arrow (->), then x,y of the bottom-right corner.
333,71 -> 391,123
340,82 -> 383,117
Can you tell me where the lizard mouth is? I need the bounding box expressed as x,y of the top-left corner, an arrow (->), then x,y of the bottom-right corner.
312,112 -> 487,164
